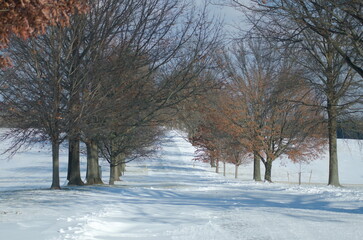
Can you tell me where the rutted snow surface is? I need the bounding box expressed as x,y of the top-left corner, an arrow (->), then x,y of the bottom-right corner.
0,131 -> 363,239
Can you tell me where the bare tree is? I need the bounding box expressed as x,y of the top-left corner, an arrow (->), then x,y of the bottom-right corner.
0,27 -> 71,189
1,0 -> 221,187
217,39 -> 327,182
229,0 -> 362,186
230,0 -> 363,78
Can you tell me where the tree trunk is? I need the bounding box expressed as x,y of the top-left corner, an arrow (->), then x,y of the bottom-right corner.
115,164 -> 122,180
66,25 -> 84,186
50,71 -> 61,190
67,137 -> 84,185
264,158 -> 273,182
253,151 -> 262,181
86,140 -> 103,185
210,158 -> 216,168
327,101 -> 340,186
109,162 -> 118,185
120,161 -> 126,176
223,161 -> 226,177
216,158 -> 219,173
50,141 -> 61,190
235,164 -> 239,179
114,153 -> 125,181
109,142 -> 120,185
118,154 -> 126,178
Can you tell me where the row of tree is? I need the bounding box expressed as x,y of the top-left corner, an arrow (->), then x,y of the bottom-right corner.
177,38 -> 326,182
0,0 -> 361,188
177,0 -> 362,185
0,0 -> 221,189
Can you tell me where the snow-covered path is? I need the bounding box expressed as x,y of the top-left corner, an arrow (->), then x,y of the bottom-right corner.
1,131 -> 363,239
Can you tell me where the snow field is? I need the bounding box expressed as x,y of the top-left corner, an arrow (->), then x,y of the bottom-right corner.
220,138 -> 363,185
0,130 -> 363,239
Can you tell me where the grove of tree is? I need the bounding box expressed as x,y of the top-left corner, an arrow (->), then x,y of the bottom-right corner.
226,0 -> 362,186
0,0 -> 360,189
0,0 -> 221,189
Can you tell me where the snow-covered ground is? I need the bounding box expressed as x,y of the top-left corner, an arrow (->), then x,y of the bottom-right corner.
0,130 -> 363,240
225,138 -> 363,186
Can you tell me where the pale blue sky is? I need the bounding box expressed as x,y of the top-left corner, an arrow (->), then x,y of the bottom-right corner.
197,0 -> 250,34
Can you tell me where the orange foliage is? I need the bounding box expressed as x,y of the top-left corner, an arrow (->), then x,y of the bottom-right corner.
187,42 -> 326,179
216,67 -> 327,167
0,0 -> 88,67
188,91 -> 252,167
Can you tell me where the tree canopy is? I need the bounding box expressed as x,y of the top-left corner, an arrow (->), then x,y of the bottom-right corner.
0,0 -> 87,67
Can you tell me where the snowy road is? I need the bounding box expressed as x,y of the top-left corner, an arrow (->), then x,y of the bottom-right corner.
1,131 -> 363,239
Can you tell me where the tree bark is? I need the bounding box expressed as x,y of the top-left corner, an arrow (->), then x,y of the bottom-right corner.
67,137 -> 84,185
117,157 -> 126,177
109,162 -> 117,185
115,164 -> 121,181
253,151 -> 262,181
50,141 -> 61,190
327,101 -> 341,186
109,141 -> 120,185
223,161 -> 226,177
215,158 -> 219,173
264,158 -> 273,182
114,153 -> 125,181
86,140 -> 103,185
115,164 -> 122,180
210,157 -> 216,168
235,164 -> 239,179
66,19 -> 84,186
120,161 -> 126,176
